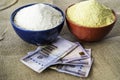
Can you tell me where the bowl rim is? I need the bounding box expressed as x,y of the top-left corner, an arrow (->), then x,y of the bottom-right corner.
65,3 -> 117,29
10,3 -> 65,32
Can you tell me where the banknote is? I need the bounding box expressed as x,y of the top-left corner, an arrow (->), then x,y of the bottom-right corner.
27,44 -> 91,66
62,49 -> 92,66
20,37 -> 78,73
50,49 -> 93,77
62,43 -> 90,60
50,62 -> 93,77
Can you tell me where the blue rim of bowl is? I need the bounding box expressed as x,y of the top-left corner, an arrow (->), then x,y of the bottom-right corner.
10,3 -> 65,32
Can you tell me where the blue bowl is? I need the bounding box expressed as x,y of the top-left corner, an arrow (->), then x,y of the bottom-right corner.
10,3 -> 65,45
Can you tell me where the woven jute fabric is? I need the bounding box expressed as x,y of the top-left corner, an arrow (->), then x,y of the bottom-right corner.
0,0 -> 120,80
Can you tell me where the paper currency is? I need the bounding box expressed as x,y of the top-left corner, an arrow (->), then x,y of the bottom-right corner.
20,37 -> 78,73
20,36 -> 93,77
51,49 -> 92,66
64,49 -> 92,66
58,43 -> 90,61
27,48 -> 91,66
50,64 -> 92,77
50,49 -> 93,77
27,43 -> 91,66
51,45 -> 91,65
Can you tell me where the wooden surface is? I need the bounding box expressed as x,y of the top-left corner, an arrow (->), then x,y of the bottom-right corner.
0,0 -> 120,80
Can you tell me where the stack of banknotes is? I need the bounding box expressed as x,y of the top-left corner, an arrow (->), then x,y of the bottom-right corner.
20,36 -> 93,77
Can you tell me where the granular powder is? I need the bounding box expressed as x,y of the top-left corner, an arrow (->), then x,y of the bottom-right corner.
14,3 -> 63,30
67,0 -> 115,27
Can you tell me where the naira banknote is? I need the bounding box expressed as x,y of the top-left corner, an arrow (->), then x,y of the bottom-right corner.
50,63 -> 93,77
50,48 -> 93,77
60,49 -> 92,66
51,45 -> 91,66
20,37 -> 78,73
54,49 -> 92,66
27,43 -> 91,66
